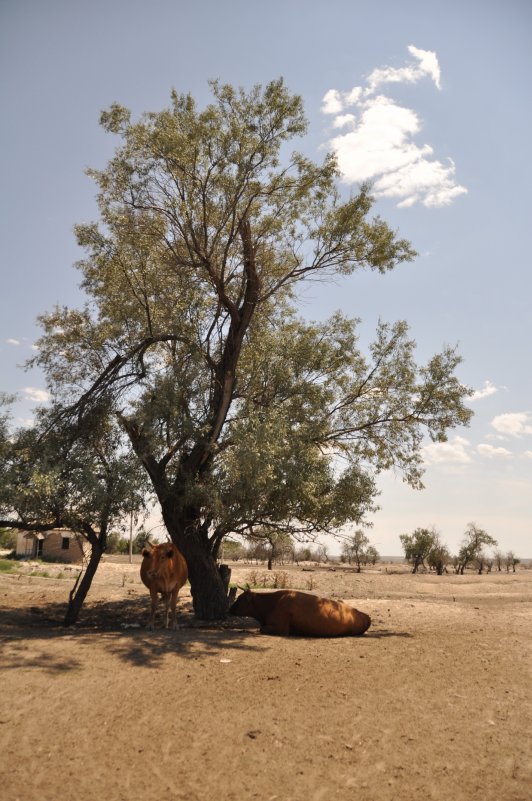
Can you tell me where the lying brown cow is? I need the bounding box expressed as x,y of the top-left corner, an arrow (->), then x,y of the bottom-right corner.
229,589 -> 371,637
140,543 -> 188,629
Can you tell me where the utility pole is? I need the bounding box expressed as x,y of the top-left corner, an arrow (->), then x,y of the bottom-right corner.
129,509 -> 133,564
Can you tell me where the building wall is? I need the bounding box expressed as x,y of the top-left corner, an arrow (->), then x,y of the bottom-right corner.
15,530 -> 86,563
16,531 -> 36,557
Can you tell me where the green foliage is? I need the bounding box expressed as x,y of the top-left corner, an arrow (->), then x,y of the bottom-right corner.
132,530 -> 152,554
341,529 -> 378,571
0,528 -> 16,549
400,528 -> 438,573
221,540 -> 245,561
0,558 -> 16,573
105,531 -> 129,554
1,404 -> 148,541
22,80 -> 474,617
426,536 -> 451,575
457,523 -> 497,574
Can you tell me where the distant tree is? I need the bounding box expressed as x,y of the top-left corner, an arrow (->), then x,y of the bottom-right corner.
294,546 -> 313,564
0,528 -> 17,550
400,527 -> 437,573
457,523 -> 497,575
365,544 -> 380,566
244,540 -> 269,564
244,528 -> 293,570
315,544 -> 329,564
493,549 -> 504,572
105,531 -> 129,554
474,551 -> 494,574
131,530 -> 152,554
426,534 -> 451,575
505,551 -> 520,573
342,529 -> 371,572
221,540 -> 245,561
341,530 -> 378,571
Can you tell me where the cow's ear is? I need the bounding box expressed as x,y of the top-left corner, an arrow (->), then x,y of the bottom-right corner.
142,548 -> 151,558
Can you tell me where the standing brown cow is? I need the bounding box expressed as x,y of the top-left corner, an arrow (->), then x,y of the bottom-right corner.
229,589 -> 371,637
140,543 -> 188,629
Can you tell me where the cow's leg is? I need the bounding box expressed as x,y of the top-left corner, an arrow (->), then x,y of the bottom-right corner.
162,591 -> 172,629
260,612 -> 290,636
147,588 -> 158,629
170,586 -> 179,629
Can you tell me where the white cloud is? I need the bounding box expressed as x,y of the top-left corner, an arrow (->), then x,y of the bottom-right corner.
525,451 -> 532,459
491,412 -> 532,438
23,387 -> 50,403
367,44 -> 441,94
321,89 -> 344,115
7,338 -> 20,346
332,113 -> 356,129
16,417 -> 35,428
422,435 -> 472,465
321,46 -> 467,208
471,380 -> 498,401
477,443 -> 512,459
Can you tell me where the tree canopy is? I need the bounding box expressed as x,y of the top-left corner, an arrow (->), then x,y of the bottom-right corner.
0,402 -> 147,623
457,522 -> 497,575
29,79 -> 473,618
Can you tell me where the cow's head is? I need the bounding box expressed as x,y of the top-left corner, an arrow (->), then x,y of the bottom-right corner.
142,543 -> 175,579
229,588 -> 255,617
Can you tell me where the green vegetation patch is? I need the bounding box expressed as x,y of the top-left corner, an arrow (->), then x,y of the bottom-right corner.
0,558 -> 17,573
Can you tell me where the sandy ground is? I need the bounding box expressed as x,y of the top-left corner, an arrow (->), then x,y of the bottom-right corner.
0,558 -> 531,801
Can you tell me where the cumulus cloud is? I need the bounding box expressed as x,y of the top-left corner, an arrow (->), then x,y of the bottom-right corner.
477,443 -> 512,459
366,44 -> 442,93
321,46 -> 467,208
7,338 -> 20,346
525,451 -> 532,459
24,387 -> 50,403
321,89 -> 344,115
471,380 -> 498,401
422,435 -> 472,465
491,412 -> 532,438
332,113 -> 356,129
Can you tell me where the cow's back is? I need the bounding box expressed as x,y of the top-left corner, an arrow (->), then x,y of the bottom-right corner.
280,592 -> 370,636
247,590 -> 371,637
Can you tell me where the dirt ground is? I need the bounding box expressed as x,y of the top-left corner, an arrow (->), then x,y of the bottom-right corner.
0,558 -> 530,801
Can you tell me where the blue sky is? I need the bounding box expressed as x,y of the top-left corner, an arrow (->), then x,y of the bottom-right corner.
1,0 -> 531,556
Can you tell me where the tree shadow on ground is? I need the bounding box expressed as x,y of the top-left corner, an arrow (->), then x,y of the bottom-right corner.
0,597 -> 414,673
0,595 -> 266,671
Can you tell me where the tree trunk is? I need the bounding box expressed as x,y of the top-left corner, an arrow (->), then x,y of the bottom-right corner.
165,521 -> 229,620
186,547 -> 229,620
64,539 -> 104,625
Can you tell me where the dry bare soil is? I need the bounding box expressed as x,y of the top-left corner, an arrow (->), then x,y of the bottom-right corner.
0,558 -> 531,801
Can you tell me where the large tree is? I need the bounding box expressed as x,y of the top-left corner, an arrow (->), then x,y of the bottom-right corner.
31,79 -> 472,619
